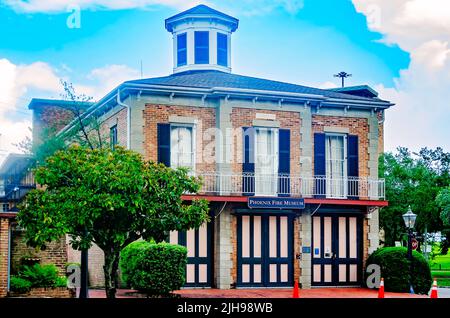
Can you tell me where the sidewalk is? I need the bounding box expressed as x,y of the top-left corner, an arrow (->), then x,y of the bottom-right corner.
87,288 -> 428,298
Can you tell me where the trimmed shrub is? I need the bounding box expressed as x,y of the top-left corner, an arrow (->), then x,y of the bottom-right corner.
120,241 -> 187,296
10,276 -> 32,293
20,264 -> 60,288
365,247 -> 432,294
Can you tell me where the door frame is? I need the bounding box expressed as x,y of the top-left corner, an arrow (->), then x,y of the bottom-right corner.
235,210 -> 295,287
311,212 -> 364,287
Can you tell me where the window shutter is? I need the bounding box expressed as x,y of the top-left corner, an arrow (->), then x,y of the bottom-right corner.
314,133 -> 326,198
242,127 -> 255,196
278,129 -> 290,197
157,123 -> 171,167
347,135 -> 359,199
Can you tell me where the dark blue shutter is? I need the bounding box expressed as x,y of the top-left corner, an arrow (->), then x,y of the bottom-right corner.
314,133 -> 326,198
157,123 -> 171,167
278,129 -> 290,197
347,135 -> 359,199
243,127 -> 255,196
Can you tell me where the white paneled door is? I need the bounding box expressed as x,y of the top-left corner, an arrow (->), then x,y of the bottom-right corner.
169,222 -> 212,287
237,213 -> 293,287
312,214 -> 362,286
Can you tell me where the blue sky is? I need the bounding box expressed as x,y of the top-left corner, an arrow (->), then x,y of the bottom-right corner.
1,0 -> 449,158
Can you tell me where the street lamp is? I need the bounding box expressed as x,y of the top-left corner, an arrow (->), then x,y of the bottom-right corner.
402,206 -> 417,293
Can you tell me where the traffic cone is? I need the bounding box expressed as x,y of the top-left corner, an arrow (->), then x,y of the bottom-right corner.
430,279 -> 438,299
378,278 -> 385,298
293,280 -> 299,298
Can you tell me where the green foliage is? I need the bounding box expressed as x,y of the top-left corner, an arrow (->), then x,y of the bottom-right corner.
10,276 -> 32,293
437,187 -> 450,227
379,147 -> 450,246
120,241 -> 187,296
366,247 -> 432,294
19,264 -> 60,288
18,145 -> 209,298
55,276 -> 68,288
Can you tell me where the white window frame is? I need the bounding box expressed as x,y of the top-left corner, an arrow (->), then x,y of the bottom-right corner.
254,126 -> 279,196
170,123 -> 196,173
325,133 -> 348,199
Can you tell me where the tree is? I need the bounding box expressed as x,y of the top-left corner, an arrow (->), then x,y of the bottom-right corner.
18,145 -> 209,298
437,187 -> 450,227
379,147 -> 450,246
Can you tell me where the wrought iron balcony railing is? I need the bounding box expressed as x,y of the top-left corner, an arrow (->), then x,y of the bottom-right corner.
193,172 -> 385,200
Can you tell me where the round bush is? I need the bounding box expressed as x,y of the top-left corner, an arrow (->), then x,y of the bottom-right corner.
120,241 -> 187,296
365,247 -> 432,294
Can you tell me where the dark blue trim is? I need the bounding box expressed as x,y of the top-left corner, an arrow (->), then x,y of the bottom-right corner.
278,129 -> 290,197
314,133 -> 326,198
347,135 -> 359,200
242,127 -> 255,196
157,123 -> 171,167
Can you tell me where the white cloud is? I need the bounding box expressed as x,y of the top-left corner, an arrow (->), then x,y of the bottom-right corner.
85,64 -> 140,99
0,58 -> 140,163
3,0 -> 304,15
0,58 -> 62,163
3,0 -> 199,13
352,0 -> 450,152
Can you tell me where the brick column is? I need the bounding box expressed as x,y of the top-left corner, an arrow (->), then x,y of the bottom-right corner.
0,218 -> 10,297
299,211 -> 312,289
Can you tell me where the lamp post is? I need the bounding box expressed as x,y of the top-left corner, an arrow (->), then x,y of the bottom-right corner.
402,206 -> 417,293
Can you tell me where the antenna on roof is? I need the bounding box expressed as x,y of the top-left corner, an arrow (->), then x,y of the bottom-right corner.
334,71 -> 352,88
140,60 -> 143,79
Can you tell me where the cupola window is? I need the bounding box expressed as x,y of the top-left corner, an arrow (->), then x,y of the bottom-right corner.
195,31 -> 209,64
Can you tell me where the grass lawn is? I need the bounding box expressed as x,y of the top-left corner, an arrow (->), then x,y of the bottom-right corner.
436,278 -> 450,287
429,244 -> 450,270
432,270 -> 450,278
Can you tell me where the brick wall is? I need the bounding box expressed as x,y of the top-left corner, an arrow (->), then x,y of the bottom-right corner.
312,115 -> 370,178
362,218 -> 369,271
8,287 -> 76,298
230,108 -> 302,175
293,217 -> 301,283
32,106 -> 77,147
143,104 -> 216,172
230,214 -> 237,286
0,218 -> 9,297
377,111 -> 384,156
10,229 -> 67,276
100,107 -> 128,148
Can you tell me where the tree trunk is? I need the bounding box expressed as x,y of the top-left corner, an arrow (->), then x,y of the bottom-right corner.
103,249 -> 118,299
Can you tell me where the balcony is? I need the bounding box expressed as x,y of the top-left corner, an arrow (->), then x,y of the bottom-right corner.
194,173 -> 385,200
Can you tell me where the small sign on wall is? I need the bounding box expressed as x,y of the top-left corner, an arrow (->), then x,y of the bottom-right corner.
302,246 -> 311,254
248,197 -> 305,209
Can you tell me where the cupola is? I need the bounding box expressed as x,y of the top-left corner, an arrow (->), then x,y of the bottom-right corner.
165,4 -> 239,74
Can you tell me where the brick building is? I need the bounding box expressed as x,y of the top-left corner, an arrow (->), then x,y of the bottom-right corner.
0,99 -> 92,297
4,4 -> 393,292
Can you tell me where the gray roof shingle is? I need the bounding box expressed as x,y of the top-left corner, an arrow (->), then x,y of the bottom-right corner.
125,70 -> 387,102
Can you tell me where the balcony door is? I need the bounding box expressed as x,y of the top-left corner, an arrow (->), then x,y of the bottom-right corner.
254,128 -> 278,196
170,124 -> 195,172
325,134 -> 347,198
